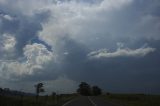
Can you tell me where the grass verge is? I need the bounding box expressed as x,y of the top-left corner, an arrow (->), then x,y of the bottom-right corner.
102,93 -> 160,106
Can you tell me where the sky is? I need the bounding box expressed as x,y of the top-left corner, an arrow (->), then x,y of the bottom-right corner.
0,0 -> 160,94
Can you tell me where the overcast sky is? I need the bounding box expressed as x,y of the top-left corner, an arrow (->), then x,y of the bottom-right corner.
0,0 -> 160,94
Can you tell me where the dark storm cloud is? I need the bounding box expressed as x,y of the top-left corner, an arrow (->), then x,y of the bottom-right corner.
0,0 -> 160,94
58,38 -> 160,94
15,17 -> 42,56
79,0 -> 160,50
54,36 -> 89,80
0,8 -> 50,57
86,49 -> 160,94
0,11 -> 19,34
41,36 -> 159,94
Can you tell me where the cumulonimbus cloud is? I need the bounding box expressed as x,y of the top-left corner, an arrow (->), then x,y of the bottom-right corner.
0,0 -> 160,94
0,43 -> 54,80
88,46 -> 156,59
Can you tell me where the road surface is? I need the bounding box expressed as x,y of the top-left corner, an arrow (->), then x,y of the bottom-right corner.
63,96 -> 121,106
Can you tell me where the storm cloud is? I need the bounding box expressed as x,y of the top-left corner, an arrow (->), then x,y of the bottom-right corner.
0,0 -> 160,94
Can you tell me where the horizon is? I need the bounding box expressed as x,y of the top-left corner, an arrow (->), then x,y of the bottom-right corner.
0,0 -> 160,95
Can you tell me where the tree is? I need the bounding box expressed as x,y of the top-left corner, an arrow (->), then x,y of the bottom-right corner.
34,83 -> 45,101
92,86 -> 102,96
52,92 -> 56,97
77,82 -> 91,96
0,88 -> 3,96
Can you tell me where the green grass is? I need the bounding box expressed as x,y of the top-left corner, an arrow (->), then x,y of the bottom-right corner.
0,94 -> 76,106
102,94 -> 160,106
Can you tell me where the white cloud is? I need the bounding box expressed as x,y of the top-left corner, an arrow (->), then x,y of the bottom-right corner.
3,14 -> 14,21
0,0 -> 54,15
24,43 -> 54,66
0,33 -> 16,51
100,0 -> 133,10
0,0 -> 6,4
0,34 -> 16,59
0,13 -> 14,21
38,0 -> 133,46
88,46 -> 156,59
36,0 -> 160,50
0,43 -> 55,80
0,61 -> 29,80
45,76 -> 78,94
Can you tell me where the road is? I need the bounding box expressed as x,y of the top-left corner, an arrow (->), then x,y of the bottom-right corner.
63,96 -> 120,106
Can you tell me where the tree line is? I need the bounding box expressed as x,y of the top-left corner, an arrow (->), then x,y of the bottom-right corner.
1,82 -> 102,97
1,82 -> 102,98
77,82 -> 102,96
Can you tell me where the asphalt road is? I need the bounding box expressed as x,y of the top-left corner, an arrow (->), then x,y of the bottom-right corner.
63,96 -> 120,106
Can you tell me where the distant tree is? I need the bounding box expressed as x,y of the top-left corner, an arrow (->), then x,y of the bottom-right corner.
3,88 -> 10,96
34,83 -> 45,101
0,88 -> 3,92
106,92 -> 110,95
4,88 -> 10,91
52,92 -> 56,97
52,92 -> 57,104
77,82 -> 91,96
92,86 -> 102,96
52,92 -> 56,100
0,88 -> 3,96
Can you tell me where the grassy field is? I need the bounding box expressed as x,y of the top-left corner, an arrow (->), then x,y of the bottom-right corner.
0,94 -> 76,106
102,93 -> 160,106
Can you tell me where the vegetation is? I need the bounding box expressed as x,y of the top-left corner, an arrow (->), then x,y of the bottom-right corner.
92,86 -> 102,96
102,93 -> 160,106
77,82 -> 91,96
2,82 -> 160,106
35,83 -> 45,96
77,82 -> 102,96
0,94 -> 76,106
0,84 -> 76,106
34,83 -> 45,102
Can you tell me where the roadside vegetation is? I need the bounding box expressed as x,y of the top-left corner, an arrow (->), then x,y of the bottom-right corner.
0,82 -> 101,106
1,82 -> 160,106
0,94 -> 76,106
0,82 -> 76,106
102,93 -> 160,106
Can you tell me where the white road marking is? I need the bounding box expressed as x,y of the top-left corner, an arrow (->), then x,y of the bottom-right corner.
62,98 -> 76,106
88,96 -> 97,106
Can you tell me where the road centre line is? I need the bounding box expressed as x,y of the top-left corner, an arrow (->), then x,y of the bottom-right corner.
62,98 -> 76,106
88,96 -> 97,106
